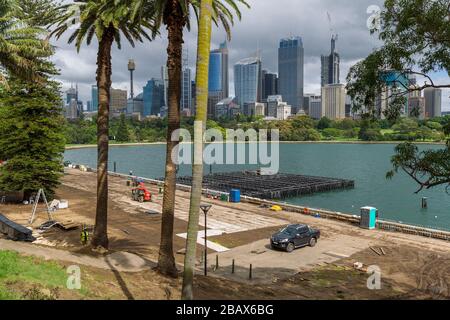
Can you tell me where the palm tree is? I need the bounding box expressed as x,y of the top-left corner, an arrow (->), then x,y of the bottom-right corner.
148,0 -> 249,277
181,0 -> 213,300
51,0 -> 155,250
0,0 -> 54,85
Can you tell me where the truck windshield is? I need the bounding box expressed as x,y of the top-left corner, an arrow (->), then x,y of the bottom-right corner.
280,226 -> 298,235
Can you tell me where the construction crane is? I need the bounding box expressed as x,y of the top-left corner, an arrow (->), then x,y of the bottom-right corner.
327,11 -> 338,52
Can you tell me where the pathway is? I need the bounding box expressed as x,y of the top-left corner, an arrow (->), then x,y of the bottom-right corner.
0,238 -> 153,272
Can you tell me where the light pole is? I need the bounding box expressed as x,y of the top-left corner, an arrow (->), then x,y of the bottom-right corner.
200,203 -> 212,276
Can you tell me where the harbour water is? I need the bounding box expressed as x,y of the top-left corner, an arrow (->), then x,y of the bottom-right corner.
64,143 -> 449,231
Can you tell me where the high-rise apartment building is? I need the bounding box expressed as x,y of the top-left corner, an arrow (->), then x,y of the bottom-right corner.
278,36 -> 304,113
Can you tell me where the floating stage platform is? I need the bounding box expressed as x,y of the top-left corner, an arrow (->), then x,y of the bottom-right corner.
175,171 -> 355,200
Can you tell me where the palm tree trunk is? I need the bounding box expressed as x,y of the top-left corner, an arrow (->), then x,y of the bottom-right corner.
157,0 -> 185,277
91,26 -> 115,250
182,0 -> 213,300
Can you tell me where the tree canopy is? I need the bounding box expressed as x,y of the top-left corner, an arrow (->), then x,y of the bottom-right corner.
0,0 -> 57,85
346,0 -> 450,119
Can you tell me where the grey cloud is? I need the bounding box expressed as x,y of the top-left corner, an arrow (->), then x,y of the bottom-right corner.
52,0 -> 385,103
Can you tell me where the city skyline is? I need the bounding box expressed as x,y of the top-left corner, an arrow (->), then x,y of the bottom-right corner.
52,0 -> 449,111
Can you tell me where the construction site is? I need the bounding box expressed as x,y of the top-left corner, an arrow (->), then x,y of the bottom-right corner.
1,167 -> 450,299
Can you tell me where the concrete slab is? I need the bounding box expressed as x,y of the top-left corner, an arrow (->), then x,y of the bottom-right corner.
177,230 -> 229,252
207,234 -> 374,283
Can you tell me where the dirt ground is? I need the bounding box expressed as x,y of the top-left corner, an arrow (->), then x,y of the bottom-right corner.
1,168 -> 450,299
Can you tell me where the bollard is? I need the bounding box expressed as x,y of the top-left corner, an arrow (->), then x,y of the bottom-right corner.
113,161 -> 117,173
249,264 -> 252,280
215,255 -> 219,270
422,197 -> 428,209
231,259 -> 235,274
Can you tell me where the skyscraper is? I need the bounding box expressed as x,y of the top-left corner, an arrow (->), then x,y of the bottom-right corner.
161,66 -> 168,108
65,98 -> 79,120
180,48 -> 192,112
181,67 -> 192,112
424,87 -> 442,118
66,84 -> 78,104
91,85 -> 98,111
262,70 -> 278,101
191,80 -> 196,114
234,56 -> 262,108
278,36 -> 304,113
208,41 -> 229,117
143,79 -> 165,116
321,35 -> 340,87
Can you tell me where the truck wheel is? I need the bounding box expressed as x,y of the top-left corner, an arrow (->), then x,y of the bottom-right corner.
138,195 -> 144,203
286,243 -> 295,253
309,237 -> 317,247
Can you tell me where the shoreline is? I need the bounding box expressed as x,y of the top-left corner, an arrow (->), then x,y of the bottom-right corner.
65,140 -> 447,150
74,167 -> 450,240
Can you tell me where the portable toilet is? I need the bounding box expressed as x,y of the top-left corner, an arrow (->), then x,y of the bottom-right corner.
229,189 -> 241,203
360,206 -> 377,229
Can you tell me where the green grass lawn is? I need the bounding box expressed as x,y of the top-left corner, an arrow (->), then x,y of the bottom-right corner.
0,250 -> 88,300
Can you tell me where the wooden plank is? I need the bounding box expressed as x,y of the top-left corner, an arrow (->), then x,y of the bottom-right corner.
370,246 -> 382,256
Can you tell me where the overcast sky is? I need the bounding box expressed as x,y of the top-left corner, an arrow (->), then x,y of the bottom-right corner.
51,0 -> 450,111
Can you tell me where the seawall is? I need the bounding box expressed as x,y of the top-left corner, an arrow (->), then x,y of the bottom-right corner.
97,169 -> 450,242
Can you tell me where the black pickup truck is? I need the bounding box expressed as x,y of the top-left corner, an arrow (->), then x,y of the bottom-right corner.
270,224 -> 320,252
